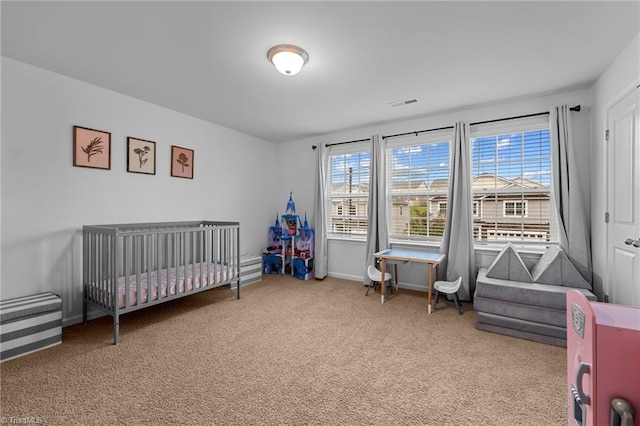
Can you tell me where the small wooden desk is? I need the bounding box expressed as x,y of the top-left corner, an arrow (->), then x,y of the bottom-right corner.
374,249 -> 446,314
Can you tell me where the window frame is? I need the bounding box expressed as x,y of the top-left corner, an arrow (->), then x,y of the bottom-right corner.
470,115 -> 556,246
326,142 -> 371,239
385,131 -> 452,243
322,114 -> 558,250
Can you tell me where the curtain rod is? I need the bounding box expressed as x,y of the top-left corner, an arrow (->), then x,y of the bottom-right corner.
470,105 -> 580,126
382,105 -> 580,141
383,125 -> 454,140
325,137 -> 371,148
312,137 -> 370,150
312,105 -> 581,149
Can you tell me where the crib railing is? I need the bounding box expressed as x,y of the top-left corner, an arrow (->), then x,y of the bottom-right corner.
83,221 -> 240,344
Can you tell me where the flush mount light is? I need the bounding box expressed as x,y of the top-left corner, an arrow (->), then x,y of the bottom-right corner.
267,44 -> 309,76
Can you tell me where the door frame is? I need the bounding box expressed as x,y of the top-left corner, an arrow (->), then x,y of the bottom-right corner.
604,79 -> 640,301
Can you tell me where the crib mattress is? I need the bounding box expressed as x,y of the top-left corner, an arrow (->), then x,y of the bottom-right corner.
88,262 -> 229,309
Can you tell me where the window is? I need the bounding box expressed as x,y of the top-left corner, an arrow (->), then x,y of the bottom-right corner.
323,115 -> 556,246
327,145 -> 370,237
472,201 -> 480,217
471,117 -> 555,244
387,133 -> 450,241
503,200 -> 527,217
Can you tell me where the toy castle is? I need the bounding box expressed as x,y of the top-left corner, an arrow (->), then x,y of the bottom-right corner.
262,192 -> 314,280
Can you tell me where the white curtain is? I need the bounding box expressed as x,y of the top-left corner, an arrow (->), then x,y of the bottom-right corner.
550,106 -> 592,283
313,144 -> 329,279
440,122 -> 476,301
364,135 -> 389,285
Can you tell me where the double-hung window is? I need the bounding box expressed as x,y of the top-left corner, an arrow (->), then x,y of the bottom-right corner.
327,143 -> 371,238
386,132 -> 451,241
470,116 -> 556,244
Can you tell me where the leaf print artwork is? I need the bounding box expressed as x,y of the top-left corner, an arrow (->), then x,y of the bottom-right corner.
74,126 -> 111,170
82,137 -> 103,162
177,153 -> 190,173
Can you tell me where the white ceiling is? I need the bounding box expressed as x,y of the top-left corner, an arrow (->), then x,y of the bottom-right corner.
2,1 -> 639,143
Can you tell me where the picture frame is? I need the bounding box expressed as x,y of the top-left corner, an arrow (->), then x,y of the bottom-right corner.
73,125 -> 111,170
170,145 -> 194,179
127,137 -> 156,175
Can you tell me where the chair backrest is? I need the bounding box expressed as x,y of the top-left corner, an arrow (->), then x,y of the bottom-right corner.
435,276 -> 463,293
367,265 -> 382,281
451,276 -> 463,291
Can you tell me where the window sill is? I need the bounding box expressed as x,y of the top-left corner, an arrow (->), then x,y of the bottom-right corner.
328,236 -> 554,256
389,239 -> 442,251
473,242 -> 554,256
327,235 -> 367,244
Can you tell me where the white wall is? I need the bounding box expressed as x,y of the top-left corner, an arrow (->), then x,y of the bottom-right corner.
589,32 -> 640,300
1,57 -> 280,323
277,89 -> 592,289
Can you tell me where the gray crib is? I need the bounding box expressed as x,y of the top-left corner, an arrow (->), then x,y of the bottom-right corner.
83,221 -> 240,344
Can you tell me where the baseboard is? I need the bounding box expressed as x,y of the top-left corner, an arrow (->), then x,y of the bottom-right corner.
63,310 -> 105,328
397,282 -> 428,292
327,272 -> 362,282
326,273 -> 429,293
230,278 -> 262,289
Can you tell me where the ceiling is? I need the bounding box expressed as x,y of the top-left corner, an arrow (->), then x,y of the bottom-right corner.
2,1 -> 639,143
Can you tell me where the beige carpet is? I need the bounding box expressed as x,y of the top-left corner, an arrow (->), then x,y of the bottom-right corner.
1,275 -> 567,425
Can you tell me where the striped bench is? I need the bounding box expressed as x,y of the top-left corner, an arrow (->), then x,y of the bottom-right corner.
240,255 -> 262,286
1,292 -> 62,362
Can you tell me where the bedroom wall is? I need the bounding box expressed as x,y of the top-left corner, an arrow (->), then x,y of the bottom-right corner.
1,57 -> 280,324
276,88 -> 592,289
589,32 -> 640,300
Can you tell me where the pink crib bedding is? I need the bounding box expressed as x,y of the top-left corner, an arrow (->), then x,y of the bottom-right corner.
90,262 -> 229,309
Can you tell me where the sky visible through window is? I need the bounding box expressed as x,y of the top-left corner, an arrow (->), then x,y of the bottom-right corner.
472,130 -> 551,186
389,142 -> 449,185
331,152 -> 370,189
329,131 -> 550,187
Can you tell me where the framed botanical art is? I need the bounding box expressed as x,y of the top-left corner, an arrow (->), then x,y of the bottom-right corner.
127,137 -> 156,175
171,145 -> 194,179
73,125 -> 111,170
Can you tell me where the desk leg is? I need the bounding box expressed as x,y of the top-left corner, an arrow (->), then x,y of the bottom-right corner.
427,263 -> 433,314
394,264 -> 399,291
433,263 -> 441,313
380,259 -> 387,304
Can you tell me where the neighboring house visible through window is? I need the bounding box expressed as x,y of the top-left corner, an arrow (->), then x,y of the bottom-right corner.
471,116 -> 556,244
327,144 -> 370,237
386,132 -> 451,241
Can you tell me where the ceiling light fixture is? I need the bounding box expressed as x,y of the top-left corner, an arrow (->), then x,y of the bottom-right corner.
267,44 -> 309,76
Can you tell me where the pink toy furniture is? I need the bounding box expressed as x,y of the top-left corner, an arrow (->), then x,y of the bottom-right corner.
567,290 -> 640,425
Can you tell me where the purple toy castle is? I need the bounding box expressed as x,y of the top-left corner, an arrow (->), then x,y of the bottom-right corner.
262,192 -> 314,280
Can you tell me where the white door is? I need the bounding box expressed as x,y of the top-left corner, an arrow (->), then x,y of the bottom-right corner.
607,85 -> 640,307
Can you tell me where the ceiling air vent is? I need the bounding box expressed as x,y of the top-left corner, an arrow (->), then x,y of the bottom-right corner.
388,98 -> 418,108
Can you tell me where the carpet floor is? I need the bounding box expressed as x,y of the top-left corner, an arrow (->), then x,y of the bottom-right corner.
1,274 -> 567,425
